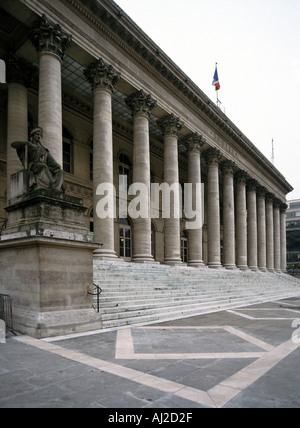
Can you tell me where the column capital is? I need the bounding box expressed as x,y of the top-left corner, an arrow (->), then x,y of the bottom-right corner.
204,147 -> 222,166
6,54 -> 35,86
280,202 -> 288,212
125,90 -> 157,118
257,185 -> 268,198
273,198 -> 282,209
157,114 -> 183,138
266,192 -> 275,204
184,133 -> 205,154
31,14 -> 71,60
235,170 -> 249,184
221,160 -> 237,176
247,178 -> 259,191
84,58 -> 120,92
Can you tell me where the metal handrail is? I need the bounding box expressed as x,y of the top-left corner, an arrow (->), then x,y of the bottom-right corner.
88,283 -> 102,313
0,294 -> 16,334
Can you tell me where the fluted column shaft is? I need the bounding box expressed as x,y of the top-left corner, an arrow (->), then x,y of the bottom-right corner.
186,134 -> 205,267
247,180 -> 258,271
222,161 -> 237,269
158,114 -> 183,265
257,188 -> 267,272
84,59 -> 120,258
280,204 -> 287,272
32,15 -> 71,167
206,148 -> 222,269
126,90 -> 156,263
6,83 -> 28,201
274,201 -> 281,272
236,171 -> 248,270
266,196 -> 275,272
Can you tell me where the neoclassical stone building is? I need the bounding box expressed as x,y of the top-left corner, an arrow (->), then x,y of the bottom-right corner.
0,0 -> 293,272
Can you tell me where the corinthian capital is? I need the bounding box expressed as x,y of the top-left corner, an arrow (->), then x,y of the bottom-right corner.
31,14 -> 71,60
84,58 -> 120,92
157,114 -> 184,137
204,148 -> 222,166
221,160 -> 237,176
125,90 -> 157,118
184,133 -> 205,154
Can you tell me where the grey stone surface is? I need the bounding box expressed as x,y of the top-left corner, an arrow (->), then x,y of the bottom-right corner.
0,297 -> 300,408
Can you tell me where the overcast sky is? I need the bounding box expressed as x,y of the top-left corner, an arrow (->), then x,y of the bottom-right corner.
114,0 -> 300,200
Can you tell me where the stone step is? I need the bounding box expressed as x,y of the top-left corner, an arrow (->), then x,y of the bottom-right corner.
93,261 -> 300,329
99,287 -> 299,317
100,291 -> 300,328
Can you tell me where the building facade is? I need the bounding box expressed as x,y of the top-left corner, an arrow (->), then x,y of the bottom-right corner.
286,199 -> 300,269
0,0 -> 293,272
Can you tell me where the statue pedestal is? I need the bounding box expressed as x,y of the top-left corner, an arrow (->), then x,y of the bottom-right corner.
0,190 -> 102,338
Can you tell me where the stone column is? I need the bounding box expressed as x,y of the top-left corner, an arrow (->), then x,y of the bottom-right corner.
236,171 -> 248,270
222,160 -> 237,269
205,148 -> 222,269
266,194 -> 275,272
247,179 -> 258,271
125,90 -> 156,263
280,203 -> 288,272
32,15 -> 71,166
273,200 -> 281,273
6,56 -> 30,202
84,58 -> 120,258
257,187 -> 267,272
185,133 -> 205,267
157,114 -> 183,265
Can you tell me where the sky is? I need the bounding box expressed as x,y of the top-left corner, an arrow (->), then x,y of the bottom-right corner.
114,0 -> 300,200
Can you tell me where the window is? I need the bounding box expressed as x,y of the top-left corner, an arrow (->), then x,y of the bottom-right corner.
181,230 -> 188,263
290,202 -> 300,209
89,209 -> 94,233
63,127 -> 73,173
63,141 -> 72,173
119,218 -> 132,260
151,223 -> 155,258
89,139 -> 93,181
119,154 -> 131,191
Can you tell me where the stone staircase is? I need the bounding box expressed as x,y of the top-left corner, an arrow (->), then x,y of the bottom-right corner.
93,260 -> 300,329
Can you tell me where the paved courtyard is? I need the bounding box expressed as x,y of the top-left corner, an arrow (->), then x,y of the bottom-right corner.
1,296 -> 300,409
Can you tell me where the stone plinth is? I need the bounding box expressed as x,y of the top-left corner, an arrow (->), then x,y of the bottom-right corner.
0,190 -> 101,338
5,188 -> 91,239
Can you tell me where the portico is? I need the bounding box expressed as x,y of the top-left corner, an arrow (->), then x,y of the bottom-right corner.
0,0 -> 293,274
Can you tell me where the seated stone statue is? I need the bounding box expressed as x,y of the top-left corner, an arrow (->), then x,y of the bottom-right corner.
12,127 -> 64,192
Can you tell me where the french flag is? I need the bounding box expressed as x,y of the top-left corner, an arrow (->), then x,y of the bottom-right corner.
212,64 -> 220,91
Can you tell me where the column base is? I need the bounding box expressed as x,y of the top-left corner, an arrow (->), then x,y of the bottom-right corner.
188,260 -> 206,268
237,265 -> 249,271
249,266 -> 259,272
208,263 -> 223,269
224,264 -> 238,270
132,254 -> 156,264
164,258 -> 183,266
93,248 -> 118,259
259,267 -> 268,272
